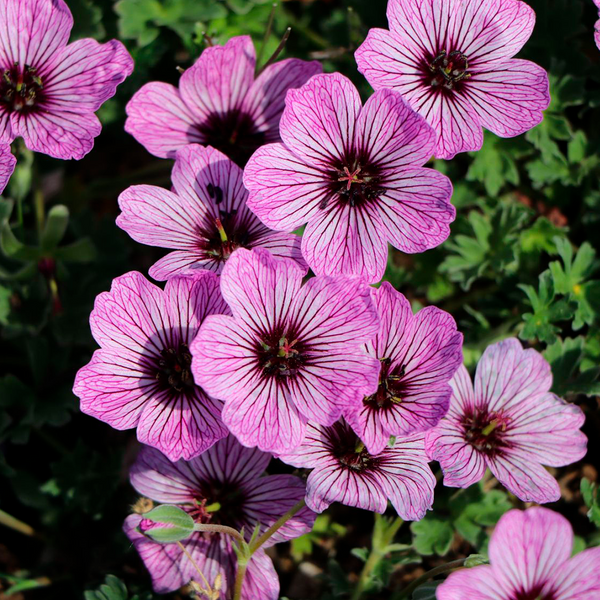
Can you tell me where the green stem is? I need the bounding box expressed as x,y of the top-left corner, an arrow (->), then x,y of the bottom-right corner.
256,2 -> 277,67
193,523 -> 245,545
249,498 -> 306,552
351,515 -> 403,600
232,561 -> 247,600
395,558 -> 466,599
33,178 -> 44,239
0,509 -> 37,537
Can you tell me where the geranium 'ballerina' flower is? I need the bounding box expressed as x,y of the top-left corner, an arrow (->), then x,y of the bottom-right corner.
190,247 -> 381,453
117,144 -> 305,280
0,0 -> 133,160
124,436 -> 315,599
355,0 -> 550,160
125,35 -> 321,167
425,338 -> 587,503
243,73 -> 454,284
73,271 -> 230,461
344,282 -> 463,455
277,419 -> 435,519
437,506 -> 600,600
0,144 -> 15,193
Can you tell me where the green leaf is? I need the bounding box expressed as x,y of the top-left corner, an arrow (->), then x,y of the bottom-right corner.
84,575 -> 135,600
0,223 -> 40,261
411,581 -> 441,599
410,516 -> 454,556
40,205 -> 69,252
581,479 -> 600,528
53,237 -> 97,263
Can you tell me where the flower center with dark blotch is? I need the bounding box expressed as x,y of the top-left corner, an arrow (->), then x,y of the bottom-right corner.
461,408 -> 510,457
155,343 -> 194,392
323,156 -> 384,210
1,63 -> 44,113
364,358 -> 407,411
189,480 -> 246,529
256,327 -> 306,379
427,50 -> 470,91
197,110 -> 266,167
328,421 -> 378,474
513,586 -> 555,600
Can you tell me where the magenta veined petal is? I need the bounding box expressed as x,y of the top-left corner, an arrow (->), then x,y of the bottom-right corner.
124,436 -> 315,597
125,35 -> 321,166
425,338 -> 587,503
191,247 -> 381,453
244,73 -> 454,283
0,0 -> 133,159
0,144 -> 16,193
355,0 -> 549,159
73,270 -> 231,461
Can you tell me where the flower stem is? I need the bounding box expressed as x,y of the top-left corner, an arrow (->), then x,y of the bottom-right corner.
395,558 -> 466,599
192,523 -> 245,545
256,2 -> 277,67
0,509 -> 37,537
257,27 -> 291,75
351,514 -> 403,600
232,561 -> 247,600
176,541 -> 213,596
249,498 -> 306,552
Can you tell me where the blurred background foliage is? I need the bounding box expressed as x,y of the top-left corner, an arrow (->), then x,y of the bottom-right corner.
0,0 -> 599,598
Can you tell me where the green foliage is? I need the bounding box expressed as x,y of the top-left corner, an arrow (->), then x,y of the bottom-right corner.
84,575 -> 153,600
411,483 -> 512,556
581,479 -> 600,529
291,514 -> 347,561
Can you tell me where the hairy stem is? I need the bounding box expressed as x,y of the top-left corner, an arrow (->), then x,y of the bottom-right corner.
232,561 -> 247,600
396,558 -> 466,599
249,498 -> 306,552
351,515 -> 404,600
193,523 -> 245,545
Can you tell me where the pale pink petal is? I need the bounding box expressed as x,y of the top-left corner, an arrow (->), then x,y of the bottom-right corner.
149,251 -> 219,281
551,547 -> 600,600
0,107 -> 12,144
301,202 -> 388,284
355,89 -> 436,169
0,144 -> 16,192
474,338 -> 552,412
377,166 -> 454,253
242,58 -> 322,141
251,230 -> 306,271
371,435 -> 435,521
43,38 -> 133,113
304,459 -> 388,513
244,142 -> 329,231
436,565 -> 505,600
489,508 -> 572,596
10,109 -> 101,160
0,0 -> 72,68
279,72 -> 361,167
243,550 -> 279,600
136,388 -> 227,461
242,475 -> 315,546
221,378 -> 306,453
218,248 -> 303,335
463,60 -> 549,137
125,82 -> 205,159
179,36 -> 255,121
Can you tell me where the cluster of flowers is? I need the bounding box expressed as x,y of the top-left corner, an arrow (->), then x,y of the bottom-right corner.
1,0 -> 598,598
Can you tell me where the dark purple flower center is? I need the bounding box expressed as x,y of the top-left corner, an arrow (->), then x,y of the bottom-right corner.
189,480 -> 246,528
197,110 -> 266,167
1,62 -> 44,113
155,343 -> 195,392
513,585 -> 555,600
328,421 -> 379,474
364,358 -> 407,411
323,156 -> 384,210
256,328 -> 307,379
461,408 -> 510,457
426,50 -> 470,91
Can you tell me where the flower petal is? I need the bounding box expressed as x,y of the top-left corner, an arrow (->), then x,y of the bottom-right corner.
125,82 -> 204,159
279,72 -> 361,167
550,547 -> 600,600
436,564 -> 505,600
0,144 -> 16,193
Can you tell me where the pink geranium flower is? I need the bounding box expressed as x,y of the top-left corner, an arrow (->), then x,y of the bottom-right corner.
124,436 -> 315,598
0,144 -> 15,192
344,282 -> 463,455
73,271 -> 229,461
243,73 -> 454,284
190,248 -> 381,453
117,144 -> 305,280
425,338 -> 587,503
437,507 -> 600,600
277,419 -> 435,519
0,0 -> 133,160
355,0 -> 550,159
125,35 -> 321,166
